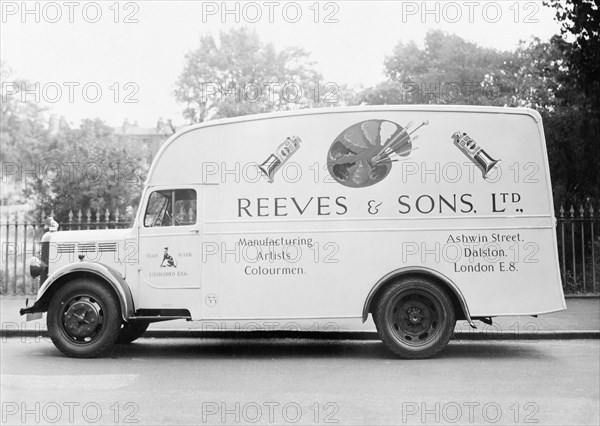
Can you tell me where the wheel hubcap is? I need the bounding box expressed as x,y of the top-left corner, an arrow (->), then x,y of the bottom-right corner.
407,306 -> 424,324
62,297 -> 103,342
390,292 -> 440,346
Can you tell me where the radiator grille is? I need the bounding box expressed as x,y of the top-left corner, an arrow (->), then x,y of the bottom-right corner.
56,243 -> 75,254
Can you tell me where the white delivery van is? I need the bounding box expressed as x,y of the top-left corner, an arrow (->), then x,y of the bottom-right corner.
22,105 -> 566,358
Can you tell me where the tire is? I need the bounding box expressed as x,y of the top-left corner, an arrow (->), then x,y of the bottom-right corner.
374,277 -> 455,359
47,278 -> 121,358
115,321 -> 149,344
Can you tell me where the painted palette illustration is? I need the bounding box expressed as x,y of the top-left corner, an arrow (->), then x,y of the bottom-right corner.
327,119 -> 427,188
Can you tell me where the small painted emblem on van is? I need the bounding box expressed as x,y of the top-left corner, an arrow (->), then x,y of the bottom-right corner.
452,131 -> 501,180
327,119 -> 427,188
259,136 -> 302,183
205,294 -> 218,307
160,247 -> 177,268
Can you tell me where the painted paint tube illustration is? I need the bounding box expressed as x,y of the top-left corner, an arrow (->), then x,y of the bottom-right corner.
452,131 -> 500,179
259,136 -> 302,183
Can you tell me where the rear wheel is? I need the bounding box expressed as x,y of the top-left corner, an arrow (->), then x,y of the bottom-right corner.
116,321 -> 149,344
47,279 -> 121,358
374,277 -> 455,359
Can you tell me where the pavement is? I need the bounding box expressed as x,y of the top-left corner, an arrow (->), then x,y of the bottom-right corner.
1,295 -> 598,340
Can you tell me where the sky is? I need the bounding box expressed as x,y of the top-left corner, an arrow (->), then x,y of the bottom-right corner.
1,1 -> 563,127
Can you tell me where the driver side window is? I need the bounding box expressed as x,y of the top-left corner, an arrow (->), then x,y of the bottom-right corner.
144,189 -> 197,227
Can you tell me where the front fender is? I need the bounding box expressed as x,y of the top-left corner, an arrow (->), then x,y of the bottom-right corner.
20,261 -> 135,321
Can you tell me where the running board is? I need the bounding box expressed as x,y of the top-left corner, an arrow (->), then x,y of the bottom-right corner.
129,308 -> 192,323
128,316 -> 191,323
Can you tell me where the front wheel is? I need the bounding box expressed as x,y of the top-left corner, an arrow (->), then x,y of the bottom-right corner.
374,278 -> 455,359
47,279 -> 121,358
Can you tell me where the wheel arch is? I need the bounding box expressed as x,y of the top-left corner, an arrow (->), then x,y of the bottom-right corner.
20,262 -> 135,322
363,266 -> 475,327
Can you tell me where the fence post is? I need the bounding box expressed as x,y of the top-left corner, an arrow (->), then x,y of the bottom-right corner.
31,213 -> 38,294
560,205 -> 565,284
31,212 -> 37,285
580,206 -> 586,292
591,206 -> 597,292
68,210 -> 74,231
12,213 -> 18,294
570,205 -> 576,284
4,212 -> 9,293
22,213 -> 27,294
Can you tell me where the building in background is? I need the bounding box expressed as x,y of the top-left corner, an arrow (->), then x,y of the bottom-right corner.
113,118 -> 177,168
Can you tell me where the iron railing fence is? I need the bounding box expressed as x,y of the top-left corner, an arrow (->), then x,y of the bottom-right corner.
0,208 -> 132,295
556,205 -> 598,294
0,206 -> 598,295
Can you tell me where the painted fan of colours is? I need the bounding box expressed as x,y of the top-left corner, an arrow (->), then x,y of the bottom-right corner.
327,119 -> 413,188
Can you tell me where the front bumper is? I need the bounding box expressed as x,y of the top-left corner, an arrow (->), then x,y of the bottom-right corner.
19,298 -> 45,316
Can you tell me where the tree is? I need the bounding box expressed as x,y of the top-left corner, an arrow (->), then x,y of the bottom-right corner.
542,0 -> 600,206
357,30 -> 579,109
1,62 -> 50,205
357,29 -> 599,206
174,27 -> 325,123
544,0 -> 600,110
20,119 -> 147,222
0,62 -> 48,165
359,31 -> 512,106
1,62 -> 148,221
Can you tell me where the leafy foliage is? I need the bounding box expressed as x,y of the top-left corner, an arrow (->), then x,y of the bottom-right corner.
543,0 -> 600,206
1,61 -> 147,222
174,27 -> 324,123
19,119 -> 147,222
544,0 -> 600,109
4,10 -> 599,217
361,31 -> 512,106
0,62 -> 48,165
357,27 -> 599,206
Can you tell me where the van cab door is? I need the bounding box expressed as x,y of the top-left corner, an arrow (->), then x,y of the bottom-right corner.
137,185 -> 202,318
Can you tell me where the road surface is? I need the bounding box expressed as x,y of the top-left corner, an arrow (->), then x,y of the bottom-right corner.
1,337 -> 598,425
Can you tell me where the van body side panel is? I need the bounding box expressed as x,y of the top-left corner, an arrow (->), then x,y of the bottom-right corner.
146,107 -> 565,320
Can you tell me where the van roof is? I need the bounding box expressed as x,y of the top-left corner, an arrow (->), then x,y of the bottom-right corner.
167,104 -> 540,134
147,105 -> 541,185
